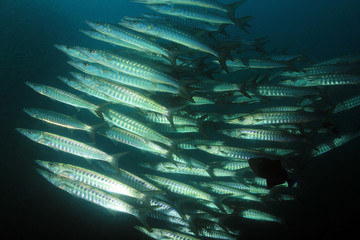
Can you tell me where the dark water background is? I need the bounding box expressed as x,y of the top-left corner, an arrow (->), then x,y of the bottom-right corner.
1,0 -> 360,239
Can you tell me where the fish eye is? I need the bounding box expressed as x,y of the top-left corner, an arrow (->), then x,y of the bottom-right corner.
89,49 -> 95,53
44,89 -> 48,93
96,22 -> 100,26
27,130 -> 33,134
66,46 -> 71,50
33,83 -> 37,87
206,145 -> 212,150
84,63 -> 89,66
82,75 -> 87,79
238,117 -> 245,121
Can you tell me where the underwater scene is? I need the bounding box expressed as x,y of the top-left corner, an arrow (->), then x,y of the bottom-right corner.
1,0 -> 360,239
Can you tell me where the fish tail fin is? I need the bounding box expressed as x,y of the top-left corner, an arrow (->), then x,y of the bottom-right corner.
109,152 -> 129,169
233,16 -> 254,33
134,207 -> 152,231
178,84 -> 194,103
165,105 -> 188,130
285,58 -> 300,72
254,37 -> 269,54
227,0 -> 247,22
213,194 -> 233,213
217,24 -> 228,36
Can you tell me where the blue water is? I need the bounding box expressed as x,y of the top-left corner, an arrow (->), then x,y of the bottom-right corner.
1,0 -> 360,239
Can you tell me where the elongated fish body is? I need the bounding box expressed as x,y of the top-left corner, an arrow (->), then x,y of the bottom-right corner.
117,168 -> 161,192
69,62 -> 179,95
213,181 -> 249,191
76,47 -> 180,88
75,73 -> 170,116
35,160 -> 146,200
253,147 -> 298,156
282,74 -> 360,87
141,162 -> 235,178
145,175 -> 214,202
188,96 -> 215,105
140,14 -> 220,32
23,108 -> 92,132
143,112 -> 198,126
215,161 -> 250,171
255,105 -> 314,113
190,80 -> 240,93
225,111 -> 326,125
251,85 -> 318,97
36,169 -> 148,225
80,30 -> 142,53
196,145 -> 277,160
135,226 -> 200,240
148,4 -> 233,25
26,82 -> 98,111
149,198 -> 183,219
86,21 -> 174,63
100,126 -> 169,158
312,131 -> 360,157
155,124 -> 200,134
241,209 -> 282,223
119,20 -> 221,63
198,182 -> 260,202
334,95 -> 360,113
148,211 -> 190,227
102,108 -> 172,147
177,139 -> 224,150
313,55 -> 360,66
302,64 -> 357,75
17,128 -> 113,163
54,44 -> 94,62
219,128 -> 306,143
58,76 -> 115,102
229,58 -> 288,70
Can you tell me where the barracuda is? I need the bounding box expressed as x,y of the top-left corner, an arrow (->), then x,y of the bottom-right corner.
101,108 -> 172,147
58,76 -> 116,102
86,21 -> 178,65
225,111 -> 327,125
148,4 -> 235,25
143,112 -> 198,126
17,128 -> 116,164
135,226 -> 200,240
68,62 -> 179,95
218,128 -> 307,143
80,29 -> 143,53
23,108 -> 92,132
177,139 -> 224,150
197,182 -> 260,202
282,73 -> 360,87
334,95 -> 360,113
54,44 -> 94,62
36,169 -> 150,228
98,126 -> 171,160
196,145 -> 277,160
249,84 -> 319,97
117,168 -> 161,192
25,81 -> 99,112
75,46 -> 181,88
312,131 -> 360,157
35,160 -> 147,200
120,19 -> 229,72
140,162 -> 236,178
145,175 -> 227,211
74,73 -> 180,128
241,209 -> 283,223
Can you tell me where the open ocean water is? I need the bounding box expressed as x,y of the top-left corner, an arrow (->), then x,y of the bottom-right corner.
1,0 -> 360,239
